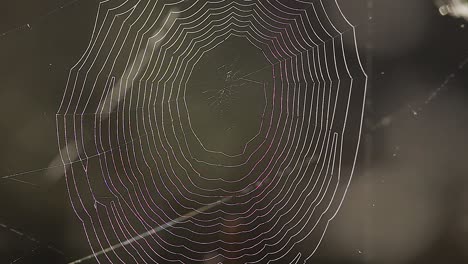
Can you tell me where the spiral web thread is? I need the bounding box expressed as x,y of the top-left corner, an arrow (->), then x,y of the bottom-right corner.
57,0 -> 367,263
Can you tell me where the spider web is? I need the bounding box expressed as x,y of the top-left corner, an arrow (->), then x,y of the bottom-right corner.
56,0 -> 367,263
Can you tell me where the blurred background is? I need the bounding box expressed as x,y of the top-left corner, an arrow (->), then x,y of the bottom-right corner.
0,0 -> 467,263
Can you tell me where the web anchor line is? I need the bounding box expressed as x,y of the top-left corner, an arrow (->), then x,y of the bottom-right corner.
68,196 -> 231,264
371,53 -> 468,131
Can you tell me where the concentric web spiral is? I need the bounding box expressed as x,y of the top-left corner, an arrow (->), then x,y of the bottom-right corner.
57,0 -> 367,263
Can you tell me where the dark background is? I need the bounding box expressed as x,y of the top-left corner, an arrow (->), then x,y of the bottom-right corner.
0,0 -> 467,263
